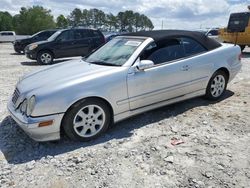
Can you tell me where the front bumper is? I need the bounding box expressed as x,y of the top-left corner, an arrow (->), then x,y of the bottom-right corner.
25,49 -> 37,60
7,100 -> 64,142
13,43 -> 24,53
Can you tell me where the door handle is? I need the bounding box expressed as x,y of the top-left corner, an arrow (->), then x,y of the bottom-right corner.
181,65 -> 190,71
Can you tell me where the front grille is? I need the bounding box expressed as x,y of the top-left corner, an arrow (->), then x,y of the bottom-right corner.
12,88 -> 20,106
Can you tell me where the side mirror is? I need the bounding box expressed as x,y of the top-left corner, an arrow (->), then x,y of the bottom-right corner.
137,60 -> 154,70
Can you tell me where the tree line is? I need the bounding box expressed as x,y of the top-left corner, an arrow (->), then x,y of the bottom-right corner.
0,6 -> 154,35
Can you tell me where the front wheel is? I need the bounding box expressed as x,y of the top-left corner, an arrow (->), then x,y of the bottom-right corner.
62,99 -> 111,141
205,71 -> 228,100
37,51 -> 53,65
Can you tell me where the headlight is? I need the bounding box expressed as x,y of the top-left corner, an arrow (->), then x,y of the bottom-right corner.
28,44 -> 38,51
20,99 -> 27,114
27,96 -> 36,116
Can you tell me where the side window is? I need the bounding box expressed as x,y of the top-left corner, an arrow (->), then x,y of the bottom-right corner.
1,32 -> 14,36
84,30 -> 93,38
49,31 -> 56,36
209,30 -> 218,36
37,31 -> 50,39
140,42 -> 157,60
141,39 -> 185,65
181,37 -> 207,56
57,30 -> 73,41
74,30 -> 90,40
92,31 -> 101,37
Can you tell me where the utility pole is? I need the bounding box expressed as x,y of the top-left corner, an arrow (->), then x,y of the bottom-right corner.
161,20 -> 164,30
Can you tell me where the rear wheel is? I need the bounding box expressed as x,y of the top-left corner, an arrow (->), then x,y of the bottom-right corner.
37,51 -> 53,65
62,98 -> 111,141
240,45 -> 246,52
205,70 -> 228,100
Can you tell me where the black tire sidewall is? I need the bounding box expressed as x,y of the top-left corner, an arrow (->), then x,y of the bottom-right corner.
37,51 -> 53,65
205,70 -> 228,100
62,99 -> 111,141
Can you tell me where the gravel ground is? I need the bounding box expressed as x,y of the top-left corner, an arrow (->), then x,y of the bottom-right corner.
0,43 -> 249,188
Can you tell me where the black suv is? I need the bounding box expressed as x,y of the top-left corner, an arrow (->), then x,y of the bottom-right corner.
13,29 -> 58,53
25,28 -> 105,64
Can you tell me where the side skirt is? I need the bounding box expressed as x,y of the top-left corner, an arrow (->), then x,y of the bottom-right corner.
114,89 -> 205,123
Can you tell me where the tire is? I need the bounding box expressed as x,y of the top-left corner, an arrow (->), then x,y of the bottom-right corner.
205,70 -> 228,100
240,45 -> 246,52
62,98 -> 111,141
37,50 -> 53,65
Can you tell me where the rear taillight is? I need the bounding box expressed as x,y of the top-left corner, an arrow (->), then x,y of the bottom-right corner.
238,53 -> 242,61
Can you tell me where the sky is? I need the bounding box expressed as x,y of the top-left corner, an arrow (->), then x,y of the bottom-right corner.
0,0 -> 250,30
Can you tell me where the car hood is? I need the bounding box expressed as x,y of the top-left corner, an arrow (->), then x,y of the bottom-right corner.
26,40 -> 49,48
15,37 -> 32,43
17,59 -> 122,94
34,40 -> 49,45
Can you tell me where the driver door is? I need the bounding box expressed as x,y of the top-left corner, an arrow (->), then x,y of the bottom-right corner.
53,30 -> 76,58
127,39 -> 192,110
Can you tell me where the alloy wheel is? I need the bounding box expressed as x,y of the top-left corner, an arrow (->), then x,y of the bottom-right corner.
73,105 -> 106,138
210,75 -> 226,97
40,53 -> 52,64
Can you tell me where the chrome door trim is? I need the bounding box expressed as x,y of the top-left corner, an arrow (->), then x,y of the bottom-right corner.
128,76 -> 208,103
113,88 -> 206,123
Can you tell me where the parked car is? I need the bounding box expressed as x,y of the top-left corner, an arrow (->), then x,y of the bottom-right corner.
104,33 -> 120,42
8,30 -> 242,142
0,31 -> 29,42
13,29 -> 58,54
206,28 -> 219,36
206,28 -> 220,42
25,28 -> 105,64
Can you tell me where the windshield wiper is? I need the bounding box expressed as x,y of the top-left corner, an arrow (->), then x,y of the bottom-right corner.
88,61 -> 120,66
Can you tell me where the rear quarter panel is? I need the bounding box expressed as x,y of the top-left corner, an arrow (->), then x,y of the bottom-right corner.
187,43 -> 241,93
210,43 -> 241,82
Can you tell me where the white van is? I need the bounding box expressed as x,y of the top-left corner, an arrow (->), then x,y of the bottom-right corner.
0,31 -> 16,42
0,31 -> 29,42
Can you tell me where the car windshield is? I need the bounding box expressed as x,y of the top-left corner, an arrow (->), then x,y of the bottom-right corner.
47,30 -> 63,41
31,31 -> 41,38
85,38 -> 144,66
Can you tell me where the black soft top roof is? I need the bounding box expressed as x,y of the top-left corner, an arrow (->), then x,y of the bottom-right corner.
123,30 -> 221,51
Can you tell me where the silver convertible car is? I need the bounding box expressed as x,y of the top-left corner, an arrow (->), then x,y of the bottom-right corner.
8,30 -> 242,142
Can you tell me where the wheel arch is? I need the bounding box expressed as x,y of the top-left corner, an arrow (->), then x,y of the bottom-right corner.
215,67 -> 230,81
37,49 -> 55,58
60,96 -> 114,133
